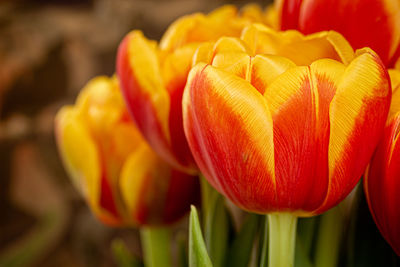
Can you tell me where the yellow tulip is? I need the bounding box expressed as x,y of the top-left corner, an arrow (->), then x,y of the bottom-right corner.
55,76 -> 199,226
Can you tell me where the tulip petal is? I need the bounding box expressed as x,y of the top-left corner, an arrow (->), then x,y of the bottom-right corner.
366,113 -> 400,256
389,69 -> 400,118
183,63 -> 276,212
321,50 -> 391,213
56,107 -> 100,206
118,31 -> 197,172
263,59 -> 344,213
192,42 -> 215,66
120,143 -> 169,225
120,142 -> 199,225
264,4 -> 279,30
117,30 -> 171,153
240,24 -> 354,65
55,107 -> 122,225
212,52 -> 252,81
298,0 -> 400,65
250,54 -> 296,94
213,37 -> 250,54
160,13 -> 205,51
276,0 -> 303,29
212,51 -> 296,94
240,4 -> 264,22
159,5 -> 247,52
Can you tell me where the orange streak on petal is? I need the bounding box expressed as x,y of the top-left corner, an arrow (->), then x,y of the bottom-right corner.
321,50 -> 391,213
183,63 -> 276,213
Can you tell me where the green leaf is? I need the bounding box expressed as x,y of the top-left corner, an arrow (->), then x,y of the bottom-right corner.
189,206 -> 213,267
204,193 -> 229,267
111,239 -> 143,267
225,214 -> 260,267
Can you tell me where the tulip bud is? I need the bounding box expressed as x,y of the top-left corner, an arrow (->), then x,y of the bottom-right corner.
55,76 -> 199,226
365,68 -> 400,255
276,0 -> 400,66
116,5 -> 271,174
183,37 -> 391,216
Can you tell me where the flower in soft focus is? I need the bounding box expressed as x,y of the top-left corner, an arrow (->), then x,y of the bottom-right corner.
365,68 -> 400,255
183,33 -> 391,216
276,0 -> 400,66
116,5 -> 271,174
55,76 -> 199,226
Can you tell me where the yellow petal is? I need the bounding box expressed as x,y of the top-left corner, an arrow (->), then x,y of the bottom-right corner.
119,142 -> 167,223
389,69 -> 400,118
250,54 -> 296,93
162,43 -> 199,94
76,76 -> 125,135
213,37 -> 250,54
241,24 -> 354,65
211,52 -> 252,80
192,42 -> 215,66
323,49 -> 391,211
240,4 -> 264,22
55,107 -> 100,209
264,4 -> 279,30
159,13 -> 204,51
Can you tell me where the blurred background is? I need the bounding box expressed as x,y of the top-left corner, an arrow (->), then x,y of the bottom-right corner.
1,0 -> 395,266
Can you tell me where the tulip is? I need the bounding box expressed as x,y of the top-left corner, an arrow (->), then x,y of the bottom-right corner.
55,76 -> 199,227
183,34 -> 390,265
276,0 -> 400,66
184,40 -> 390,216
116,5 -> 270,174
365,68 -> 400,256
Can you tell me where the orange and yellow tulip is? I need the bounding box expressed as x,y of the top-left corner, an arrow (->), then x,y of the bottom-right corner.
183,36 -> 391,216
116,5 -> 271,174
365,69 -> 400,255
276,0 -> 400,66
55,76 -> 199,226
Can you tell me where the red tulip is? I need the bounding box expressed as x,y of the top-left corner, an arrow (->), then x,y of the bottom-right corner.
365,69 -> 400,255
183,39 -> 391,216
276,0 -> 400,66
55,76 -> 199,226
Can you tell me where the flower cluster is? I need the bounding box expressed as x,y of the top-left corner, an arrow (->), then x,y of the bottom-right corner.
55,1 -> 400,265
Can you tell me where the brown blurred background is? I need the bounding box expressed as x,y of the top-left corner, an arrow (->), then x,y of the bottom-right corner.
0,0 -> 270,266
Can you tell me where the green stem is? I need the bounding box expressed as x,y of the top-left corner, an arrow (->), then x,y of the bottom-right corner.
140,227 -> 171,267
267,213 -> 298,267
